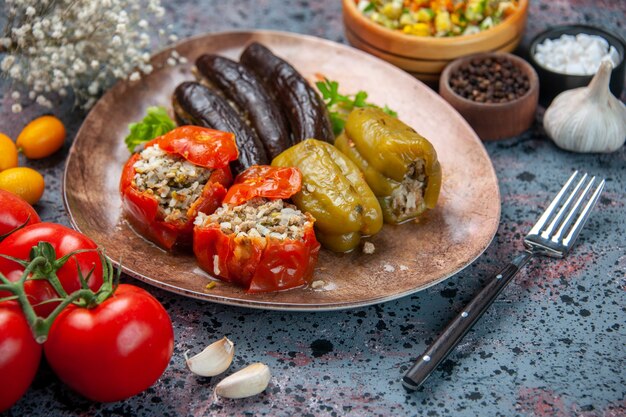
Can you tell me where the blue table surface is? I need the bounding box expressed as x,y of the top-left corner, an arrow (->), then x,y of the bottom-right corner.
1,0 -> 624,416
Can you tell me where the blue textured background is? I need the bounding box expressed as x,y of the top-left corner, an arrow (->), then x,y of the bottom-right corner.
1,1 -> 625,416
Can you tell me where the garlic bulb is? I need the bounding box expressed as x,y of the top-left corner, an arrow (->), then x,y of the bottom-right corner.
544,60 -> 626,153
215,363 -> 271,399
184,337 -> 234,377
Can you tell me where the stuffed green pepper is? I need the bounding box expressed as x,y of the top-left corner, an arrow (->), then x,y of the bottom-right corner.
335,108 -> 442,224
272,139 -> 382,252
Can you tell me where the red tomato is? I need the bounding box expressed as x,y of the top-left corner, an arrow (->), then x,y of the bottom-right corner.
149,125 -> 239,169
194,216 -> 320,293
120,126 -> 238,250
44,284 -> 174,402
223,165 -> 302,206
0,302 -> 42,412
0,189 -> 41,237
0,223 -> 103,317
120,154 -> 231,249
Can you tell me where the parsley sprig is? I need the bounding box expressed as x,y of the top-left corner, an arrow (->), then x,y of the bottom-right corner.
124,106 -> 176,153
315,78 -> 398,135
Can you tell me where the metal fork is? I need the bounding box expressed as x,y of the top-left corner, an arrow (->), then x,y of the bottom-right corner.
402,171 -> 605,391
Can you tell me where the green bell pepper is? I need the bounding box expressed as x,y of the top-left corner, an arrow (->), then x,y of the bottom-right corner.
335,107 -> 442,224
272,139 -> 383,252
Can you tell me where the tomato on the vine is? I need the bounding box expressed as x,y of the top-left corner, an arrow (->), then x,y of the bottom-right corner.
44,284 -> 174,402
0,189 -> 40,237
0,223 -> 103,317
0,301 -> 42,412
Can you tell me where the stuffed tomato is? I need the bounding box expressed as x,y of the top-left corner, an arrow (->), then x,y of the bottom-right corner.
193,165 -> 320,293
120,126 -> 238,250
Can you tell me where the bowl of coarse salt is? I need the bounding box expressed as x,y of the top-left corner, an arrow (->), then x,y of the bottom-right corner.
529,25 -> 625,106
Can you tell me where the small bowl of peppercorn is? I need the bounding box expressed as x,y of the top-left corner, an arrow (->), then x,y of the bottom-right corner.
439,52 -> 539,141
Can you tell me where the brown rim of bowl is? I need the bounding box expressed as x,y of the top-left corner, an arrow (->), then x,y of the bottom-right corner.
344,24 -> 523,64
440,52 -> 539,108
342,0 -> 529,45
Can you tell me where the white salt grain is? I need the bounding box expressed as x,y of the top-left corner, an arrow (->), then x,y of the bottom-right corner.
363,242 -> 375,255
311,280 -> 325,289
533,33 -> 620,75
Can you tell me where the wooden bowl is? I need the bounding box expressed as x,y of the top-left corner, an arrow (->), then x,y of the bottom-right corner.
342,0 -> 529,84
439,52 -> 539,141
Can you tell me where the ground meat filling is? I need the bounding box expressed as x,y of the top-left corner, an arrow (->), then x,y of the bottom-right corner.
389,159 -> 427,218
133,146 -> 211,223
195,198 -> 310,241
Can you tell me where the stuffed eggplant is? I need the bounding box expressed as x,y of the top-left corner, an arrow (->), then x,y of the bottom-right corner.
335,108 -> 442,224
120,126 -> 238,250
240,42 -> 334,145
172,81 -> 269,174
194,166 -> 320,293
195,54 -> 291,159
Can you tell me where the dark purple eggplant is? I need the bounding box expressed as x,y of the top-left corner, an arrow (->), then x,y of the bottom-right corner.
239,42 -> 334,145
195,55 -> 291,159
172,81 -> 269,174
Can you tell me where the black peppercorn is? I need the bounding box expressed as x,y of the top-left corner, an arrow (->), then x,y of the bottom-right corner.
449,56 -> 530,103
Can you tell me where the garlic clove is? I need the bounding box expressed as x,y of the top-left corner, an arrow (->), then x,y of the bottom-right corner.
544,59 -> 626,153
185,337 -> 234,377
215,363 -> 271,399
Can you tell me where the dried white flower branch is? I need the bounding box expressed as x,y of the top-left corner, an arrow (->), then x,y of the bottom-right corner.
0,0 -> 176,111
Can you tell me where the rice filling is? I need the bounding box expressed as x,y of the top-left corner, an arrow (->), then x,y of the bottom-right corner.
389,159 -> 427,218
195,198 -> 310,241
133,146 -> 211,223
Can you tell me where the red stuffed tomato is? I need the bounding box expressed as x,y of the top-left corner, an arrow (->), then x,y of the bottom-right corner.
223,165 -> 302,206
0,189 -> 40,237
44,284 -> 174,403
0,302 -> 42,412
120,126 -> 238,250
194,166 -> 320,293
0,223 -> 103,317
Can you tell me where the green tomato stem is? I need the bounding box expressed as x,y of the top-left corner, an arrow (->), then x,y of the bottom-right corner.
32,289 -> 97,343
17,256 -> 48,284
0,257 -> 50,341
0,246 -> 118,343
0,215 -> 32,242
42,270 -> 69,298
0,273 -> 11,286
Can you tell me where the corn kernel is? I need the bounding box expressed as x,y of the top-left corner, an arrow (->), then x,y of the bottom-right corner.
416,8 -> 435,22
382,3 -> 402,19
403,23 -> 430,36
435,10 -> 451,33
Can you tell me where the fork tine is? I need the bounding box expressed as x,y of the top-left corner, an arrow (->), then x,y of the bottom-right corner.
528,171 -> 578,236
551,177 -> 595,243
563,179 -> 605,247
541,173 -> 588,239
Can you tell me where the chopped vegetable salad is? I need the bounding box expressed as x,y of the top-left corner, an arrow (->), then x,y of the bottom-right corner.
357,0 -> 518,37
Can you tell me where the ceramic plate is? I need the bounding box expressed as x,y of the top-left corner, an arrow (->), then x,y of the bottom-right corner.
63,30 -> 500,311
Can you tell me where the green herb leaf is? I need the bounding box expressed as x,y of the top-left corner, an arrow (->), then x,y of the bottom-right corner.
329,112 -> 346,135
382,105 -> 398,118
353,91 -> 368,108
124,106 -> 176,153
316,80 -> 331,97
316,78 -> 398,136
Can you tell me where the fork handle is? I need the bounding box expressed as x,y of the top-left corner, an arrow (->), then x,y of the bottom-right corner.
402,251 -> 533,391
